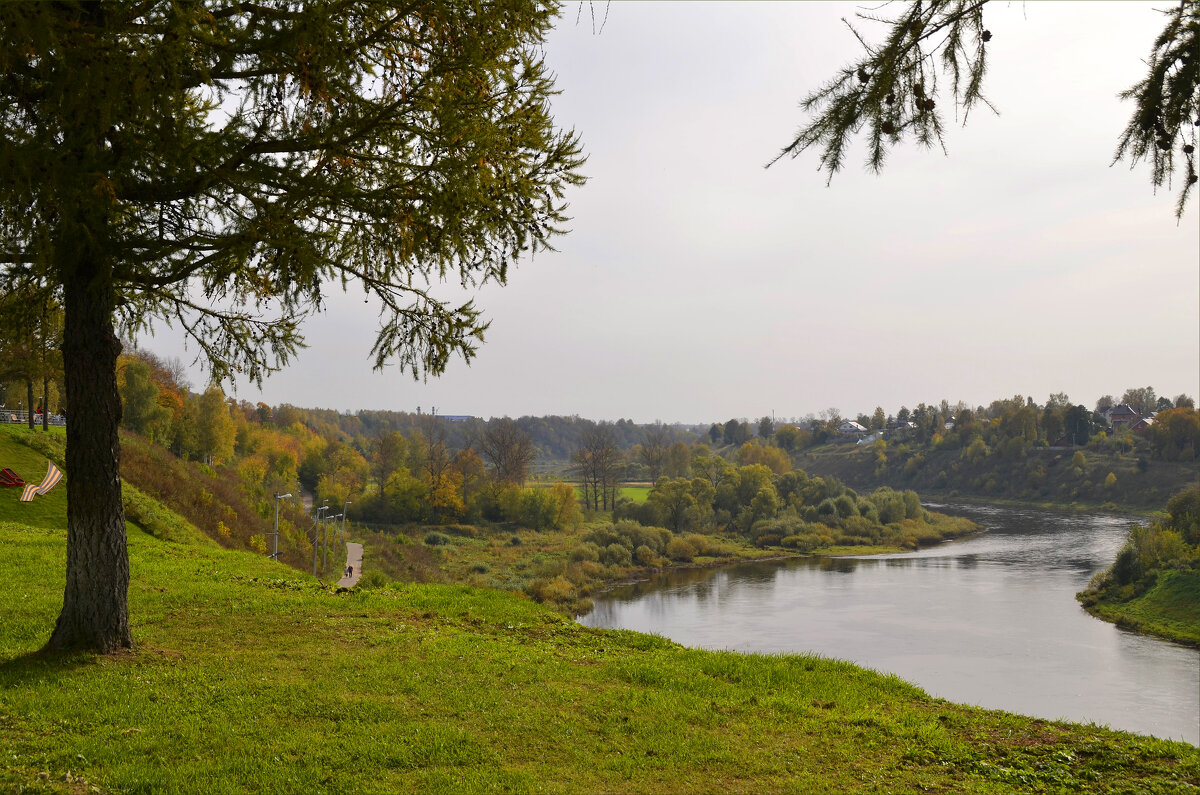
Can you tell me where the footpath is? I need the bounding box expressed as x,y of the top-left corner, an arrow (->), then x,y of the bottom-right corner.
336,542 -> 363,588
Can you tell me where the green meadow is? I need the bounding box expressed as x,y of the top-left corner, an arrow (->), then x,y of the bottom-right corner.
1,431 -> 1197,793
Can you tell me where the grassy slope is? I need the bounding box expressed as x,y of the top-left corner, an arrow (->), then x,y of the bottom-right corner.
0,425 -> 68,529
1,470 -> 1198,791
1083,570 -> 1200,647
4,523 -> 1199,794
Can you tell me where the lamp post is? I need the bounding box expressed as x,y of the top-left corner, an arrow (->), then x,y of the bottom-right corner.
325,514 -> 341,572
272,492 -> 292,560
314,502 -> 328,576
340,499 -> 352,544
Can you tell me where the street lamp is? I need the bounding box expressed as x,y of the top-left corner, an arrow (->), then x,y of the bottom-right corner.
325,514 -> 342,572
314,502 -> 328,576
340,499 -> 352,544
271,492 -> 292,560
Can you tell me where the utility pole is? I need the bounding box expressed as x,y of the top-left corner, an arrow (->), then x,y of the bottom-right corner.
272,492 -> 292,560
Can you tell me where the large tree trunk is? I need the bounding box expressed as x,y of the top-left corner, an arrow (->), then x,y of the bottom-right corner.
45,270 -> 131,653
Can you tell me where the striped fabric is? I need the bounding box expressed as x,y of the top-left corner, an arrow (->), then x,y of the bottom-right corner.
36,462 -> 63,495
19,483 -> 37,502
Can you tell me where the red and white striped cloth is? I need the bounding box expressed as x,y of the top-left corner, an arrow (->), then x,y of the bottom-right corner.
19,462 -> 63,502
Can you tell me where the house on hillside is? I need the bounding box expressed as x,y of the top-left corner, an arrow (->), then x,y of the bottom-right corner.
1106,404 -> 1140,432
838,420 -> 867,437
1132,416 -> 1155,435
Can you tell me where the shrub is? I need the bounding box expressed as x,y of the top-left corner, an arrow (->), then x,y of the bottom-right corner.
634,544 -> 660,566
749,516 -> 804,542
902,490 -> 922,520
665,537 -> 696,562
781,533 -> 822,552
424,531 -> 450,546
569,542 -> 601,563
614,520 -> 672,554
603,543 -> 632,566
356,570 -> 391,590
586,520 -> 673,555
528,575 -> 575,604
1112,545 -> 1141,585
755,533 -> 782,548
683,533 -> 731,557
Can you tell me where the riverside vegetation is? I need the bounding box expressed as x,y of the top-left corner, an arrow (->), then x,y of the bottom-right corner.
1,429 -> 1197,792
1077,486 -> 1200,647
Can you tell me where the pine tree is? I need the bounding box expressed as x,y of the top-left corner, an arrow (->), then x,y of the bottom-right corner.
0,2 -> 584,652
772,0 -> 1198,218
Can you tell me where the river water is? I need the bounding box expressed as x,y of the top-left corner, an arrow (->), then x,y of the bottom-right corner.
577,504 -> 1199,745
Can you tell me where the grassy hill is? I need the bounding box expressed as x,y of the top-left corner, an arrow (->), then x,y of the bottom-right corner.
1,435 -> 1198,792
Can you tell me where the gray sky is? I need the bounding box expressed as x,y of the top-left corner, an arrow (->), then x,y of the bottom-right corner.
150,2 -> 1199,424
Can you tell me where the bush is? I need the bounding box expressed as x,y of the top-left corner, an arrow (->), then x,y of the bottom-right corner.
682,533 -> 731,557
749,516 -> 804,542
356,570 -> 391,590
424,531 -> 450,546
570,542 -> 601,563
603,543 -> 632,566
1112,545 -> 1141,585
665,537 -> 696,562
585,520 -> 673,555
634,544 -> 660,566
527,575 -> 575,604
755,533 -> 782,548
781,533 -> 822,552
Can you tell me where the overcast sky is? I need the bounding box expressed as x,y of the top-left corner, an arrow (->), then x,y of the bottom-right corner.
147,2 -> 1199,424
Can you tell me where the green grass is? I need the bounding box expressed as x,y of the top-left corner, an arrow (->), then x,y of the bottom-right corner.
2,514 -> 1198,792
1083,570 -> 1200,647
0,425 -> 68,529
619,485 -> 651,503
0,427 -> 215,548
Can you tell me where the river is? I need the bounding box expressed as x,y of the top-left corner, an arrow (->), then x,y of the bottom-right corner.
577,503 -> 1199,746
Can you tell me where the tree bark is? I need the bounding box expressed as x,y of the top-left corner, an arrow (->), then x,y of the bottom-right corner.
26,379 -> 33,429
45,269 -> 132,653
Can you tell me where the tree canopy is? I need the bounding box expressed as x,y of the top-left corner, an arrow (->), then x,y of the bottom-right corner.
0,1 -> 585,652
773,0 -> 1199,218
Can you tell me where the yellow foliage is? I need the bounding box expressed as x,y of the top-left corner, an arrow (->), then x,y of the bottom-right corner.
551,481 -> 582,529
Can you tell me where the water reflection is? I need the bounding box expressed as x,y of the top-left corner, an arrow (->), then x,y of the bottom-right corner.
579,504 -> 1199,746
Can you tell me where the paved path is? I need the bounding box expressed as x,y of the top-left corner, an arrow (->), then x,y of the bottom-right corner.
336,542 -> 363,588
